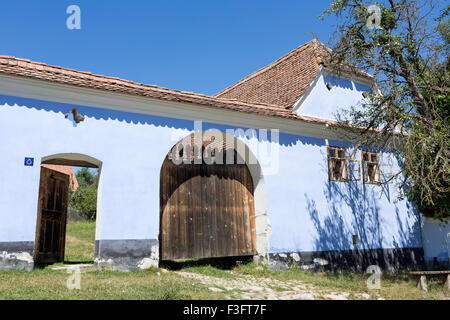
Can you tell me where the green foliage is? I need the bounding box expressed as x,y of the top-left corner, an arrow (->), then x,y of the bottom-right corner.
69,168 -> 98,220
322,0 -> 449,220
75,167 -> 96,187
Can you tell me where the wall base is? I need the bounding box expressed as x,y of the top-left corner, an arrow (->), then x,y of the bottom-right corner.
423,259 -> 449,270
94,239 -> 159,272
266,247 -> 425,272
0,241 -> 35,271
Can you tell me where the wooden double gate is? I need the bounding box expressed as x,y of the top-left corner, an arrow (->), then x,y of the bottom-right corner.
160,158 -> 257,260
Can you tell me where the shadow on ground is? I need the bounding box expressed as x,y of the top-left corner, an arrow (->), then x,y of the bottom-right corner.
160,256 -> 253,271
63,260 -> 94,265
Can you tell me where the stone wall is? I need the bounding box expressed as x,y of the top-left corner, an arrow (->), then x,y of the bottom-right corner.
267,248 -> 425,272
94,239 -> 159,272
0,241 -> 34,271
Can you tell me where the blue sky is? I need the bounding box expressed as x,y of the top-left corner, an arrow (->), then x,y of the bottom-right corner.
0,1 -> 338,96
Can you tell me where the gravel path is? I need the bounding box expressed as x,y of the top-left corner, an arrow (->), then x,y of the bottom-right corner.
176,271 -> 375,300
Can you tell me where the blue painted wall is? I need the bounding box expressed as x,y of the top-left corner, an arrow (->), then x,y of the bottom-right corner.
266,133 -> 421,253
422,218 -> 449,263
296,72 -> 371,121
0,93 -> 423,255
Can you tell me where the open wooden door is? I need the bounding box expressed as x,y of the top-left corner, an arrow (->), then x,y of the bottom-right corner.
34,167 -> 69,264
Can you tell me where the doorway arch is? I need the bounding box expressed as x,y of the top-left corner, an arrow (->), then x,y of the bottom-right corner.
34,153 -> 102,264
41,153 -> 102,168
159,131 -> 269,261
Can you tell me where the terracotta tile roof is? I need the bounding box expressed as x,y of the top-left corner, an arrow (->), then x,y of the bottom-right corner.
0,48 -> 351,127
215,39 -> 372,109
41,164 -> 79,191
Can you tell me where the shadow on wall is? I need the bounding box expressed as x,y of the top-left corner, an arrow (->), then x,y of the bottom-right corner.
0,94 -> 319,149
0,94 -> 194,130
304,150 -> 423,271
323,74 -> 354,91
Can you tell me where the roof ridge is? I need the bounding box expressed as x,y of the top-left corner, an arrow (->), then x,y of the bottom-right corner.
214,97 -> 289,110
0,54 -> 315,122
214,40 -> 318,98
303,42 -> 373,80
0,55 -> 309,107
0,55 -> 213,98
213,39 -> 372,109
0,53 -> 369,129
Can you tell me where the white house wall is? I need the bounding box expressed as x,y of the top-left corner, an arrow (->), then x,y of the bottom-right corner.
422,218 -> 449,265
0,93 -> 424,271
294,71 -> 371,121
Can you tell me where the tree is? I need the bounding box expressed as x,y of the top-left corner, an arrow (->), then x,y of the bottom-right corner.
75,167 -> 95,186
69,168 -> 98,220
321,0 -> 449,219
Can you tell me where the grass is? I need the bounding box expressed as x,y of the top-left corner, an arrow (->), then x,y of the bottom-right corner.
165,257 -> 449,300
64,221 -> 96,263
201,262 -> 449,300
0,222 -> 224,300
0,267 -> 224,300
0,221 -> 225,300
0,221 -> 448,300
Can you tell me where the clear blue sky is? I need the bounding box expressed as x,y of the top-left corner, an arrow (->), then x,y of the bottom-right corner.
0,0 -> 337,96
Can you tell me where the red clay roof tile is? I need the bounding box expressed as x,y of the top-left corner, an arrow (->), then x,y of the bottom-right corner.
41,164 -> 79,191
0,41 -> 365,129
215,39 -> 372,109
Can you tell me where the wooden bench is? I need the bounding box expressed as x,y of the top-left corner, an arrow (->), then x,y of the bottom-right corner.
409,270 -> 450,292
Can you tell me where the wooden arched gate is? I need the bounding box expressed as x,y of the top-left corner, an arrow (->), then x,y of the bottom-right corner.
160,146 -> 257,260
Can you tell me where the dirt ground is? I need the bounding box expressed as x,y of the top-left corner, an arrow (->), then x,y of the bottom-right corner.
176,270 -> 382,300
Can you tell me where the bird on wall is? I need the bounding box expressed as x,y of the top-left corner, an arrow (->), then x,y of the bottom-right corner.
65,107 -> 85,124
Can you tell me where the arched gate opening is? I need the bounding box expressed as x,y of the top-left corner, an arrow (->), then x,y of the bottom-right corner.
159,132 -> 257,260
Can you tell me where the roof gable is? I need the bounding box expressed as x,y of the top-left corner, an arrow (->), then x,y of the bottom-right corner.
0,53 -> 340,127
0,41 -> 370,130
214,39 -> 329,109
0,55 -> 301,121
294,70 -> 372,121
215,39 -> 372,110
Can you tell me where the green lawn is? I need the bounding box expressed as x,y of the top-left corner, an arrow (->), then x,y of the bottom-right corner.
64,221 -> 96,263
0,222 -> 224,299
230,263 -> 449,300
0,221 -> 448,300
0,267 -> 225,300
165,259 -> 450,300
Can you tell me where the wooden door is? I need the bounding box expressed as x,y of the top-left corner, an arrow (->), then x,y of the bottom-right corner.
34,167 -> 69,264
160,159 -> 257,260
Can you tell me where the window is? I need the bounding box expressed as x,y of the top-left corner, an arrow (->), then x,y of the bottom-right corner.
327,146 -> 348,182
352,235 -> 359,246
362,151 -> 381,184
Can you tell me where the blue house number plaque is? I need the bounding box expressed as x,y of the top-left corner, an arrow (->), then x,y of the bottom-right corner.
24,157 -> 34,166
